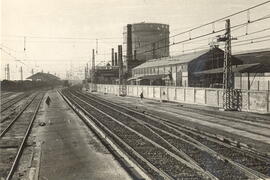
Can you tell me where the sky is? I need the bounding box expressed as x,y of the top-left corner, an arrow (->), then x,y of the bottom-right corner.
1,0 -> 270,80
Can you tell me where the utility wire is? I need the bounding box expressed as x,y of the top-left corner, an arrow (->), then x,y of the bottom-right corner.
233,38 -> 270,47
135,14 -> 270,57
1,48 -> 26,65
133,1 -> 270,51
2,35 -> 123,41
233,34 -> 270,44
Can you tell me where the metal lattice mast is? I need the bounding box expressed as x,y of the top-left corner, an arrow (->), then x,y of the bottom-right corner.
222,19 -> 234,110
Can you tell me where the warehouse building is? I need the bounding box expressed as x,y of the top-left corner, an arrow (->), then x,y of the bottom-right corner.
129,47 -> 243,87
234,49 -> 270,90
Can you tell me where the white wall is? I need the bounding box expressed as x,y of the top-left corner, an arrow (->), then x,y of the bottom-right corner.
95,84 -> 270,114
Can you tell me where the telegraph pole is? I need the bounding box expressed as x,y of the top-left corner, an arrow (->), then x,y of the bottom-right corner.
4,65 -> 7,80
222,19 -> 234,110
6,64 -> 10,80
20,66 -> 23,81
91,49 -> 95,82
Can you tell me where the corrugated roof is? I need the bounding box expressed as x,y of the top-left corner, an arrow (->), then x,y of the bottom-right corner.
133,49 -> 209,70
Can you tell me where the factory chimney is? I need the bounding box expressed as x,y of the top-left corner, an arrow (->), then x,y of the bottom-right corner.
126,24 -> 133,76
114,52 -> 118,66
126,24 -> 133,62
118,45 -> 123,85
111,48 -> 115,66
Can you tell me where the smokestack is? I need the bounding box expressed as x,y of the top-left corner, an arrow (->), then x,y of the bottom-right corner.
111,48 -> 115,66
126,24 -> 133,62
92,49 -> 95,70
118,45 -> 123,84
91,49 -> 95,83
114,52 -> 118,66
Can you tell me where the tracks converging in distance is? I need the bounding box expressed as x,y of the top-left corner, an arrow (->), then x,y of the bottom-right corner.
0,92 -> 44,180
61,89 -> 270,180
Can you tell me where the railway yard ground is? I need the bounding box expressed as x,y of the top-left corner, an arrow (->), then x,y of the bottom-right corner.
93,91 -> 270,154
0,88 -> 270,180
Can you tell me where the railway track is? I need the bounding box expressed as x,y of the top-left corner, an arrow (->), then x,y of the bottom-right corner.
62,89 -> 270,179
62,89 -> 209,180
154,101 -> 270,126
1,92 -> 15,100
1,92 -> 30,113
78,90 -> 270,177
0,92 -> 44,180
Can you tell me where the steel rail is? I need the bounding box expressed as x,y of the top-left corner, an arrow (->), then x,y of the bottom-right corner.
58,90 -> 154,180
1,93 -> 29,113
62,90 -> 207,180
80,90 -> 270,158
1,93 -> 25,105
165,121 -> 270,162
0,93 -> 38,137
5,93 -> 44,180
70,91 -> 220,179
76,90 -> 270,179
65,91 -> 179,180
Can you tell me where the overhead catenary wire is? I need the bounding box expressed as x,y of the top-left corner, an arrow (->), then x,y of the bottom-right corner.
2,34 -> 123,41
233,34 -> 270,44
233,38 -> 270,47
1,48 -> 26,65
130,1 -> 270,52
135,14 -> 270,57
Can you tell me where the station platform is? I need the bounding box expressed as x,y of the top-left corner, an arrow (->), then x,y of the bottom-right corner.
91,91 -> 270,154
33,90 -> 132,180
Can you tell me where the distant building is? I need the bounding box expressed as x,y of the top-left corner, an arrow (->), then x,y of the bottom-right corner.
88,65 -> 119,85
130,47 -> 243,87
27,72 -> 60,82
